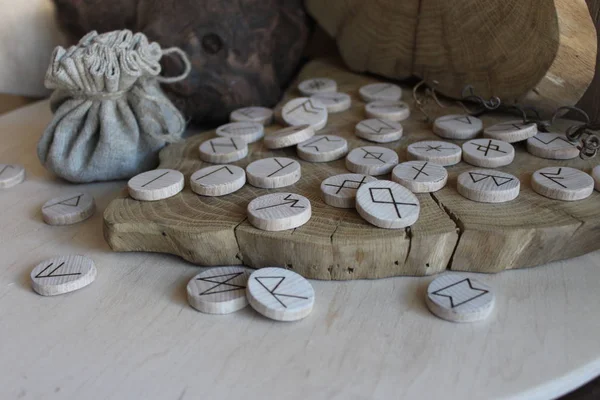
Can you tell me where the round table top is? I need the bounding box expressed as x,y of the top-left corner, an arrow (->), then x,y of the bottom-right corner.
1,101 -> 599,400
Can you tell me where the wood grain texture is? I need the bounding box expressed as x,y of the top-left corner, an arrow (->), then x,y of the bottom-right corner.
483,121 -> 538,143
104,59 -> 600,278
42,192 -> 95,225
190,165 -> 246,197
127,169 -> 184,201
532,167 -> 594,201
30,255 -> 96,296
307,0 -> 596,112
457,169 -> 521,203
527,132 -> 581,160
247,193 -> 311,231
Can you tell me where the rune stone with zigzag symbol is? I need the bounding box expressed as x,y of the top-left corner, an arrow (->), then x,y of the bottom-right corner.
469,172 -> 514,187
197,272 -> 247,296
325,176 -> 368,194
301,136 -> 342,152
369,187 -> 418,218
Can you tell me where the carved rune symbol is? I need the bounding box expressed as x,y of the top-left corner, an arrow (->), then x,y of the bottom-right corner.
34,262 -> 81,279
141,172 -> 170,188
539,168 -> 567,189
268,159 -> 294,177
301,136 -> 342,152
325,176 -> 368,194
197,272 -> 246,295
369,187 -> 417,219
411,162 -> 430,180
42,194 -> 84,209
368,84 -> 392,95
286,100 -> 323,115
532,136 -> 576,147
195,166 -> 235,181
210,138 -> 239,153
361,148 -> 386,163
454,116 -> 472,124
308,79 -> 327,90
0,165 -> 14,177
487,122 -> 525,133
254,276 -> 308,308
431,278 -> 489,308
413,145 -> 455,153
255,194 -> 305,211
469,172 -> 514,187
471,140 -> 507,156
237,108 -> 255,118
359,119 -> 397,133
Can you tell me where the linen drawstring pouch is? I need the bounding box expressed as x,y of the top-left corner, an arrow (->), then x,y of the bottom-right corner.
38,30 -> 190,182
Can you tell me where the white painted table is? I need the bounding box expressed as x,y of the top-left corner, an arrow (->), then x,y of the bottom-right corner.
1,102 -> 600,400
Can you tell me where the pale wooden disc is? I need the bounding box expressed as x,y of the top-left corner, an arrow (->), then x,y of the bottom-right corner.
246,158 -> 301,189
433,114 -> 483,140
190,165 -> 246,197
296,135 -> 348,163
230,106 -> 273,125
365,101 -> 410,122
187,266 -> 251,314
42,192 -> 96,226
359,83 -> 402,102
426,274 -> 495,323
246,267 -> 315,321
392,161 -> 448,193
310,92 -> 351,113
483,120 -> 538,143
198,137 -> 248,163
31,255 -> 97,296
215,121 -> 264,144
355,118 -> 403,143
345,146 -> 399,176
457,169 -> 520,203
462,138 -> 515,168
0,164 -> 25,189
356,180 -> 420,229
298,77 -> 337,96
128,169 -> 184,201
532,167 -> 594,201
320,173 -> 377,208
526,132 -> 580,160
281,97 -> 328,131
247,192 -> 311,231
264,124 -> 315,149
593,165 -> 600,191
407,140 -> 462,166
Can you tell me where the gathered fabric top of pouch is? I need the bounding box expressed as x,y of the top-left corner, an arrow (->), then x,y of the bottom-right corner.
45,30 -> 164,95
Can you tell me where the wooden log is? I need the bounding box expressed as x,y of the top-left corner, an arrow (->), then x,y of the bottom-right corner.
306,0 -> 597,114
104,59 -> 600,279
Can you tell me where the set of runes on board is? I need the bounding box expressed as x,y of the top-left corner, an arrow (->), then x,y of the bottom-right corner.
122,77 -> 600,231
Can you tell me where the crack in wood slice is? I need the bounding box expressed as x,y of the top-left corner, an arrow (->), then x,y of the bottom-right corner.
103,59 -> 600,279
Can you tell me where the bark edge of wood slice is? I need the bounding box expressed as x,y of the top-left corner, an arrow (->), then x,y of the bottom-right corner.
103,59 -> 600,280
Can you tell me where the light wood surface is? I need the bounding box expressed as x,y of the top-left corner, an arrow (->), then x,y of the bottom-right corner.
186,266 -> 250,314
30,254 -> 96,296
356,180 -> 421,229
198,137 -> 248,164
104,59 -> 600,277
484,121 -> 539,143
230,107 -> 274,125
345,146 -> 399,175
282,97 -> 328,131
0,163 -> 25,188
298,78 -> 338,96
216,122 -> 264,144
310,92 -> 352,113
532,167 -> 594,201
41,192 -> 95,226
264,125 -> 315,149
246,157 -> 301,189
247,193 -> 312,231
457,169 -> 521,203
407,140 -> 462,166
359,83 -> 402,102
306,0 -> 597,113
190,165 -> 246,197
321,174 -> 377,209
527,132 -> 581,160
433,115 -> 483,140
127,169 -> 185,202
462,139 -> 515,168
3,100 -> 600,398
425,274 -> 495,323
355,118 -> 404,143
246,267 -> 315,321
392,161 -> 448,193
364,101 -> 410,121
297,135 -> 348,162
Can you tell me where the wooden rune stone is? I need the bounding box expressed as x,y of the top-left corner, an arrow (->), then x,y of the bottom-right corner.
104,59 -> 600,280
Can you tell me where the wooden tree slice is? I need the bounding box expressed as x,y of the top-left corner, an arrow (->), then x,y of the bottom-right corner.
306,0 -> 597,112
104,59 -> 600,279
